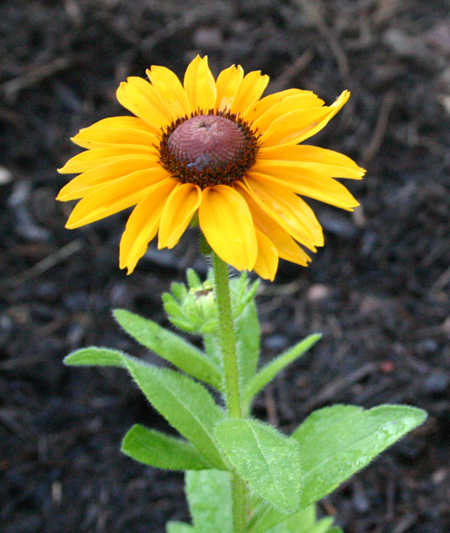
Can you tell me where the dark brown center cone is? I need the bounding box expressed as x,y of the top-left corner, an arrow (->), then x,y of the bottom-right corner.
159,112 -> 259,188
167,115 -> 248,171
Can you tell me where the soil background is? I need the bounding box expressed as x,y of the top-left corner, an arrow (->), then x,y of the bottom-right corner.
1,1 -> 449,532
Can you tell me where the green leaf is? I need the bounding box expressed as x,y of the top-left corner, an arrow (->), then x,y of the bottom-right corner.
122,355 -> 227,470
327,528 -> 344,533
64,347 -> 127,367
113,309 -> 222,389
65,347 -> 227,469
244,334 -> 321,404
121,424 -> 211,470
166,522 -> 195,533
203,332 -> 222,368
292,405 -> 427,509
169,281 -> 189,301
215,418 -> 302,513
309,518 -> 335,533
250,405 -> 426,532
252,506 -> 337,533
265,505 -> 315,532
162,292 -> 194,332
252,502 -> 335,533
262,504 -> 336,533
186,268 -> 202,290
235,300 -> 260,388
186,470 -> 233,533
268,513 -> 333,533
229,273 -> 260,319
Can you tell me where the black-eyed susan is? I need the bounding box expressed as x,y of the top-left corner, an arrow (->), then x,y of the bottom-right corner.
57,56 -> 365,280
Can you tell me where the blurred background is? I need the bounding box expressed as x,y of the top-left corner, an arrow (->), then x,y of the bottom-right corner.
1,1 -> 449,531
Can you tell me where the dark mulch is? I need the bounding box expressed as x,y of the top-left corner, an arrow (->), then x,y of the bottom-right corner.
1,1 -> 449,532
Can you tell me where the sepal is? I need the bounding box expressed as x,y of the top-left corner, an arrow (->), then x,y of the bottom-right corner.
162,269 -> 259,336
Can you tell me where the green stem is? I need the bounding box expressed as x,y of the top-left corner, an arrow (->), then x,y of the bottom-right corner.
231,475 -> 247,533
212,252 -> 242,418
212,252 -> 247,532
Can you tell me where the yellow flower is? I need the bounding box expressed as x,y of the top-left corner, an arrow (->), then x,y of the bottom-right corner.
57,56 -> 365,280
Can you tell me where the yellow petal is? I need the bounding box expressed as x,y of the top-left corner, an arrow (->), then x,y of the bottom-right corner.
243,174 -> 323,250
304,90 -> 350,142
146,65 -> 190,120
71,116 -> 159,149
214,64 -> 244,111
262,91 -> 350,146
249,162 -> 359,210
229,71 -> 269,116
259,144 -> 365,179
252,92 -> 326,132
199,185 -> 257,271
253,229 -> 279,281
244,89 -> 305,123
120,179 -> 177,273
274,243 -> 309,266
56,166 -> 170,202
265,160 -> 364,181
183,55 -> 217,112
158,183 -> 201,249
116,77 -> 171,130
58,150 -> 155,174
57,158 -> 164,201
57,159 -> 162,201
236,183 -> 311,266
65,170 -> 170,228
257,146 -> 365,181
261,107 -> 333,147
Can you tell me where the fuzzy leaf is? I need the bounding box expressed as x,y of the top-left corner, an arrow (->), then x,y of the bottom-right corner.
162,293 -> 193,331
169,281 -> 189,301
251,405 -> 426,531
203,333 -> 222,367
215,418 -> 302,513
186,470 -> 232,533
186,268 -> 202,289
122,355 -> 227,470
113,309 -> 221,389
68,348 -> 227,470
308,517 -> 335,533
229,273 -> 259,319
166,522 -> 195,533
264,505 -> 314,532
251,504 -> 336,533
292,405 -> 427,509
235,300 -> 260,387
327,528 -> 344,533
268,515 -> 333,533
264,505 -> 334,533
244,334 -> 321,403
64,347 -> 127,367
122,424 -> 211,470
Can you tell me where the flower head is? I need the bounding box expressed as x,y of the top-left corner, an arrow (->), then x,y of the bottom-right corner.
58,56 -> 365,280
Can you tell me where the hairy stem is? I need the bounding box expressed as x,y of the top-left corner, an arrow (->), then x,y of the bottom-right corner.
212,252 -> 242,418
212,252 -> 247,531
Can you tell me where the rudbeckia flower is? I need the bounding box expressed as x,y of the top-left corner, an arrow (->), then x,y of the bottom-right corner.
57,55 -> 365,280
